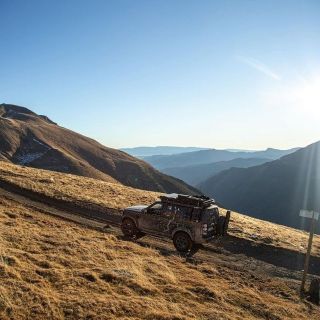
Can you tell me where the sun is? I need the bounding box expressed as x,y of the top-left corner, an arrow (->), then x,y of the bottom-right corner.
292,76 -> 320,113
263,75 -> 320,116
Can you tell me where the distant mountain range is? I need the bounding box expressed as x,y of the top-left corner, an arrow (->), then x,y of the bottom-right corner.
198,141 -> 320,230
163,157 -> 272,186
143,147 -> 300,170
0,104 -> 197,194
121,146 -> 210,157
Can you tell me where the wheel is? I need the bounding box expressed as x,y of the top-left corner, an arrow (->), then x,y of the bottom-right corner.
121,218 -> 140,239
173,232 -> 193,253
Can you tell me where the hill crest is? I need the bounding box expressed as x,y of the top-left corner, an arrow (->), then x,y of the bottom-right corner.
0,103 -> 197,194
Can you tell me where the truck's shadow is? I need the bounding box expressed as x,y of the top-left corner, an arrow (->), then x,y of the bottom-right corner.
208,235 -> 320,276
120,234 -> 320,276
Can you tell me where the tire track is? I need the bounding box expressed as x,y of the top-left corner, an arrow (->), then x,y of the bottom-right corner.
0,187 -> 109,230
0,177 -> 121,226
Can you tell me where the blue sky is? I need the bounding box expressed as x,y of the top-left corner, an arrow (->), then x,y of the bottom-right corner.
1,0 -> 320,150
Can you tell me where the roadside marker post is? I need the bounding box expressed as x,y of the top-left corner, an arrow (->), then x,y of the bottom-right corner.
299,210 -> 319,294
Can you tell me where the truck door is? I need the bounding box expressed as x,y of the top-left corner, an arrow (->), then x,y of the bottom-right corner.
157,203 -> 180,235
138,202 -> 164,234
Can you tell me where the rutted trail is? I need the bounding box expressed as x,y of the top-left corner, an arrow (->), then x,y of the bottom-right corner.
0,187 -> 109,231
0,177 -> 121,226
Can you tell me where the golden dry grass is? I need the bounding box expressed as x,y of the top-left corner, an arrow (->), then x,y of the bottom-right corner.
0,195 -> 319,320
0,161 -> 320,319
0,161 -> 159,209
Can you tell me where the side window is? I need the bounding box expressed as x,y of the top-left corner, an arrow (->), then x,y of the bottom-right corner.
167,204 -> 173,211
175,205 -> 192,220
162,203 -> 174,218
147,202 -> 163,214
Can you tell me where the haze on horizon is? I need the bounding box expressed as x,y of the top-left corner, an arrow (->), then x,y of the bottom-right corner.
1,0 -> 319,150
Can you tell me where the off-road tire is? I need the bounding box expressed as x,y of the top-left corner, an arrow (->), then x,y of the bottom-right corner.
121,218 -> 140,239
173,232 -> 193,253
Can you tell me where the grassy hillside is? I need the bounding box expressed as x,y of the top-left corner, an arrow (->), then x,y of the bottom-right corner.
0,104 -> 197,194
1,195 -> 319,320
0,161 -> 319,319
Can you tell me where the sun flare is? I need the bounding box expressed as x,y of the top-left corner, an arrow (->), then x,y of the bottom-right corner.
293,76 -> 320,112
264,75 -> 320,116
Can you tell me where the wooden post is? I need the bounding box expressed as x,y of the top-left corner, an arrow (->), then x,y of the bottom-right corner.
300,211 -> 316,294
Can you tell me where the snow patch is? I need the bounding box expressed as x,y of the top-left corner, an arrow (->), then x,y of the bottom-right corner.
15,138 -> 51,165
16,152 -> 46,165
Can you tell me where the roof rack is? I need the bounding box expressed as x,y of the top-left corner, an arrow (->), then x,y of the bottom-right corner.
159,193 -> 215,208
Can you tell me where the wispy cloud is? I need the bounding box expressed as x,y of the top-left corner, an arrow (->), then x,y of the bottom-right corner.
236,56 -> 281,80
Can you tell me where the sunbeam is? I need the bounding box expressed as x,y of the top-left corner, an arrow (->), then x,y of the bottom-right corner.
292,142 -> 320,232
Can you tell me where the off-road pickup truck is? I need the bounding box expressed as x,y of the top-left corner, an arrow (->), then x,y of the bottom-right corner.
121,193 -> 230,253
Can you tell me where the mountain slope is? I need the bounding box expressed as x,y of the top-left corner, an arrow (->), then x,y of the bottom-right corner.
199,141 -> 320,230
163,157 -> 271,186
144,147 -> 300,170
0,161 -> 319,319
121,146 -> 210,157
0,103 -> 197,194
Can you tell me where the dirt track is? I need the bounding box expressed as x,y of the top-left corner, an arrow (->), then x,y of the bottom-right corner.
0,177 -> 121,226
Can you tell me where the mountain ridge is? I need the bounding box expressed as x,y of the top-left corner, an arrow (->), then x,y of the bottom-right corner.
163,157 -> 272,186
0,103 -> 198,194
198,140 -> 320,230
121,146 -> 210,157
143,147 -> 300,170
